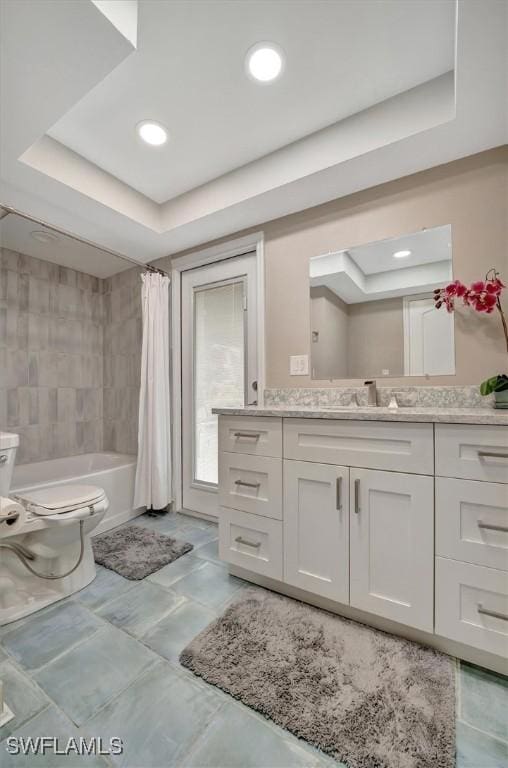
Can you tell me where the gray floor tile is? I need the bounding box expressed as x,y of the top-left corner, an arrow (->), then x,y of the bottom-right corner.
132,512 -> 182,534
183,701 -> 324,767
0,646 -> 6,662
460,662 -> 508,743
194,538 -> 221,564
143,598 -> 216,663
1,706 -> 108,766
96,581 -> 185,637
0,661 -> 49,741
175,524 -> 218,548
83,661 -> 222,767
34,626 -> 157,726
75,565 -> 135,610
170,560 -> 244,610
147,554 -> 205,588
1,601 -> 102,671
457,721 -> 508,767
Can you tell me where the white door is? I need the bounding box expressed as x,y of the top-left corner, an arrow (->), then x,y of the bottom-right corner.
181,254 -> 258,516
284,459 -> 349,602
349,468 -> 434,631
403,294 -> 455,375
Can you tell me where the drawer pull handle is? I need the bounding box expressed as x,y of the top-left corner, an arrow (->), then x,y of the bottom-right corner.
336,477 -> 342,511
478,520 -> 508,533
235,536 -> 261,549
354,479 -> 360,514
477,604 -> 508,622
478,451 -> 508,460
234,480 -> 261,489
233,432 -> 261,439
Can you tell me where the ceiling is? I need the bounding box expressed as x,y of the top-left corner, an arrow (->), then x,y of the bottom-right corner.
0,0 -> 506,270
47,0 -> 455,203
310,225 -> 453,303
346,226 -> 452,275
0,212 -> 131,278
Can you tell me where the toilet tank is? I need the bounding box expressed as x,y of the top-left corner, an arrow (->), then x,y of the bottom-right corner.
0,432 -> 19,497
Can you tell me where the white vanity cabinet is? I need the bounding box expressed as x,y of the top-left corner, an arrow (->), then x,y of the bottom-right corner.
283,460 -> 349,603
217,413 -> 508,672
349,468 -> 434,632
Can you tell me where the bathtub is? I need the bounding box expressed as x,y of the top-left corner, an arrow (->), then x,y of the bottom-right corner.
11,452 -> 143,535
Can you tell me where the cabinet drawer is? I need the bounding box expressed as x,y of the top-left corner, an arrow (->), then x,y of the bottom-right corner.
218,416 -> 282,457
219,507 -> 283,580
284,419 -> 433,474
436,477 -> 508,571
218,452 -> 282,519
435,424 -> 508,483
435,557 -> 508,658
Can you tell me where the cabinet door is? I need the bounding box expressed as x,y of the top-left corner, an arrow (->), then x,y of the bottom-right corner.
350,468 -> 434,631
284,460 -> 349,602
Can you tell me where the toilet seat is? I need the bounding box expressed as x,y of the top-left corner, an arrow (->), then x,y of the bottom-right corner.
15,484 -> 106,517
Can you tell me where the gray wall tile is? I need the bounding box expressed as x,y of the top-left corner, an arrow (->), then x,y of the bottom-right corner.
0,248 -> 105,463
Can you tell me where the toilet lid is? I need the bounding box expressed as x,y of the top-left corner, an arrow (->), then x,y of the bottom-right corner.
18,484 -> 106,513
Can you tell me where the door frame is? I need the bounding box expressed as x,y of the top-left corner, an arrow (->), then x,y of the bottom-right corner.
171,231 -> 265,515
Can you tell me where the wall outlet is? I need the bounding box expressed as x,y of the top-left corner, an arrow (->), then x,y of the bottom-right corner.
289,355 -> 309,376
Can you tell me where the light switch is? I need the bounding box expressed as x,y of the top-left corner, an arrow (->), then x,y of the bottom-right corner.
289,355 -> 309,376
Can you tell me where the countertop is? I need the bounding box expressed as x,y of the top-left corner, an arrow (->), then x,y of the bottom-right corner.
212,406 -> 508,426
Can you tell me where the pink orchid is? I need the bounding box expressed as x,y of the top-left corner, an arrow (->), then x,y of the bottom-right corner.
434,268 -> 507,353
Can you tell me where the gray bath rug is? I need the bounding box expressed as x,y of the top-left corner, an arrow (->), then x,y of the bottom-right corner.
180,589 -> 456,768
93,525 -> 193,579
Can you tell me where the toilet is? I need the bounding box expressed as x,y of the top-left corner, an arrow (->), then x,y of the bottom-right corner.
0,431 -> 108,625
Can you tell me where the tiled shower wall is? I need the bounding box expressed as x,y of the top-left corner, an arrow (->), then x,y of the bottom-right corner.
102,265 -> 143,455
0,248 -> 104,464
0,248 -> 143,464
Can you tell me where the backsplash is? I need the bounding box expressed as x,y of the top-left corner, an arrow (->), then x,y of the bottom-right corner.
263,385 -> 492,409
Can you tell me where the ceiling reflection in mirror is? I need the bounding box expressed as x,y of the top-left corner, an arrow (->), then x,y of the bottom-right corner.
309,225 -> 455,380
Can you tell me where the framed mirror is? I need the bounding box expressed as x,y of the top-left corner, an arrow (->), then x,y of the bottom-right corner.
309,225 -> 455,380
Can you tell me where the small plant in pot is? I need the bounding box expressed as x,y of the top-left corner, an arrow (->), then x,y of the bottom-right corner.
434,268 -> 508,409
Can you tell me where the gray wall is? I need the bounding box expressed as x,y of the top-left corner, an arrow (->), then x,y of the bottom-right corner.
0,248 -> 104,464
102,265 -> 143,455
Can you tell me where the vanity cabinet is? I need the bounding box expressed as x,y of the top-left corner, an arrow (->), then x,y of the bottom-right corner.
217,414 -> 508,672
283,460 -> 349,602
349,468 -> 434,632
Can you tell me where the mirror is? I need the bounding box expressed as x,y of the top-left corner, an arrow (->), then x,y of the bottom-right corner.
309,225 -> 455,380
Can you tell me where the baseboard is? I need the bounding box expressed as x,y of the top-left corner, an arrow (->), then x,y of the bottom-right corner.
229,565 -> 508,677
177,508 -> 218,525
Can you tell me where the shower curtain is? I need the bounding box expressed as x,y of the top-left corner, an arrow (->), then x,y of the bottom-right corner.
134,272 -> 172,510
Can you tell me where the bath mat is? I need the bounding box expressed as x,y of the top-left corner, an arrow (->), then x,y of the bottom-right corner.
180,589 -> 456,768
93,525 -> 193,580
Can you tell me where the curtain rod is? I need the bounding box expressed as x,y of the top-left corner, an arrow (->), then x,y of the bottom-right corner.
0,204 -> 168,275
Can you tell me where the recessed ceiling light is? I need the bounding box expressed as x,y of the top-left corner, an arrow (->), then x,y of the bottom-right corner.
393,250 -> 411,258
246,43 -> 284,83
30,230 -> 59,244
137,120 -> 168,146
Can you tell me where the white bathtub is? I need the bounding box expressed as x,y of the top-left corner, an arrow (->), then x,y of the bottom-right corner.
11,452 -> 143,535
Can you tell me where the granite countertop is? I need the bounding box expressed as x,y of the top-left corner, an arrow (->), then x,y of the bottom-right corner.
212,406 -> 508,426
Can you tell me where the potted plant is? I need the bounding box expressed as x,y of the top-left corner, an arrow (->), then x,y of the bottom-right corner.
434,269 -> 508,409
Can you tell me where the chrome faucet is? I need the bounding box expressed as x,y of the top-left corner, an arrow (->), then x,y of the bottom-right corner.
364,380 -> 377,407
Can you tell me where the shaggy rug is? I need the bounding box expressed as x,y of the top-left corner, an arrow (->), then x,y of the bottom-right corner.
180,589 -> 456,768
93,525 -> 193,579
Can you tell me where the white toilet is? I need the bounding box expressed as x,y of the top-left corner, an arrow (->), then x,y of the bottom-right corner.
0,432 -> 108,626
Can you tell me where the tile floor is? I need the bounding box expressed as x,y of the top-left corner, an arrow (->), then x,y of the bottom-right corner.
1,511 -> 507,767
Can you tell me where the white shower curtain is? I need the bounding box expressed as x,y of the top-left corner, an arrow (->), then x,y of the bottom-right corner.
134,272 -> 172,510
